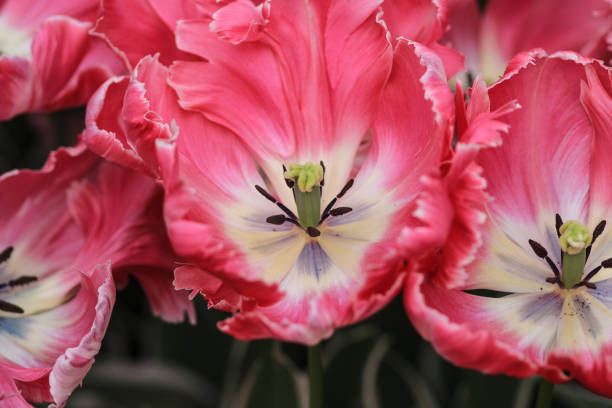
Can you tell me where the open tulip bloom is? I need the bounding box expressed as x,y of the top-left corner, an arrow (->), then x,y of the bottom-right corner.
405,51 -> 612,398
84,0 -> 456,346
0,145 -> 193,407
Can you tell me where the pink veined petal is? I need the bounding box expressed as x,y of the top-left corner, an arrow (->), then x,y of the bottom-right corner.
82,75 -> 157,177
404,272 -> 568,379
147,0 -> 204,31
93,0 -> 203,70
0,0 -> 99,29
480,0 -> 612,80
48,263 -> 116,408
13,376 -> 54,404
366,40 -> 452,193
478,51 -> 594,228
380,0 -> 465,78
582,63 -> 612,221
454,77 -> 520,158
156,136 -> 285,306
63,158 -> 195,323
547,342 -> 612,399
0,145 -> 95,253
381,0 -> 447,45
31,17 -> 118,109
84,54 -> 226,180
0,368 -> 32,408
209,0 -> 269,44
0,57 -> 32,120
173,264 -> 242,312
427,42 -> 465,80
171,0 -> 392,164
442,0 -> 480,74
218,238 -> 408,345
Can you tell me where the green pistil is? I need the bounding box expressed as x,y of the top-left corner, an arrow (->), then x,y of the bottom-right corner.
559,221 -> 592,288
284,162 -> 324,229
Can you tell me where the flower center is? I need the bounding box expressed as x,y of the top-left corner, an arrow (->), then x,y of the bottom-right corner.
255,161 -> 354,237
529,214 -> 611,290
0,246 -> 37,314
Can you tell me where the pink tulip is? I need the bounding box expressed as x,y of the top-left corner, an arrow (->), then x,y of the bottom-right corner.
158,0 -> 454,344
0,145 -> 193,407
405,51 -> 612,397
0,0 -> 124,119
84,0 -> 458,345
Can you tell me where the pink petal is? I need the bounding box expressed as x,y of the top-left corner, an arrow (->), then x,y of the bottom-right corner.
173,265 -> 242,312
381,0 -> 447,45
210,0 -> 269,44
93,0 -> 203,70
65,159 -> 195,323
381,0 -> 465,78
480,51 -> 595,225
582,63 -> 612,220
0,368 -> 32,408
442,0 -> 480,74
83,55 -> 212,179
367,39 -> 452,205
480,0 -> 612,80
48,263 -> 116,408
404,272 -> 558,378
0,56 -> 32,120
82,75 -> 156,177
171,0 -> 392,161
0,0 -> 99,29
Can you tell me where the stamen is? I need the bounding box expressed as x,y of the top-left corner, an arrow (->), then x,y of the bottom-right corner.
0,299 -> 23,314
580,258 -> 612,284
319,179 -> 356,225
337,179 -> 354,198
0,246 -> 13,264
586,220 -> 607,260
266,215 -> 287,225
545,258 -> 561,281
528,239 -> 548,258
528,239 -> 561,281
582,266 -> 602,283
282,165 -> 294,188
319,198 -> 337,224
306,226 -> 321,237
592,220 -> 606,244
555,214 -> 563,238
320,161 -> 325,187
0,275 -> 37,290
255,184 -> 277,203
330,207 -> 352,216
255,185 -> 298,220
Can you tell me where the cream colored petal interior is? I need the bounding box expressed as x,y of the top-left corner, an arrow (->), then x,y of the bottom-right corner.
0,17 -> 32,58
220,167 -> 395,296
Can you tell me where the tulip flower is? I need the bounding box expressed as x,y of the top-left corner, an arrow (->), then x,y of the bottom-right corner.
0,145 -> 193,407
405,51 -> 612,398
